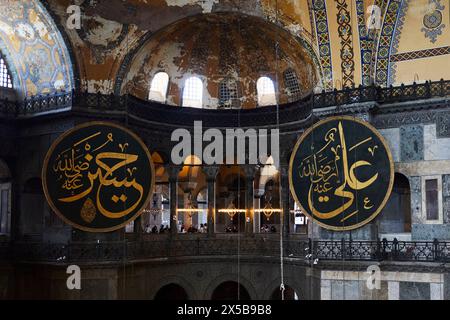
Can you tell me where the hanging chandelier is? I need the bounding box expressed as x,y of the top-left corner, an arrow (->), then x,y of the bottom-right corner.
218,196 -> 246,218
177,207 -> 204,218
255,203 -> 282,221
143,207 -> 163,220
255,195 -> 281,220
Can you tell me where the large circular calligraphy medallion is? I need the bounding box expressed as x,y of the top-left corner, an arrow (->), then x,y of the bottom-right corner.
289,116 -> 394,231
42,122 -> 155,232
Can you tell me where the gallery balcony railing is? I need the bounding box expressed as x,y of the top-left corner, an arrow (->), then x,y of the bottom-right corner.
2,237 -> 450,264
0,90 -> 72,116
311,238 -> 450,262
1,79 -> 449,126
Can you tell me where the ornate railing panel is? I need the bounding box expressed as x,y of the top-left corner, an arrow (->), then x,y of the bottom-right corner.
1,80 -> 448,124
313,239 -> 450,262
3,238 -> 450,264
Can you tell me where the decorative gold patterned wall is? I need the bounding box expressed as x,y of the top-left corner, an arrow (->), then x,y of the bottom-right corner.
1,0 -> 449,102
0,0 -> 73,97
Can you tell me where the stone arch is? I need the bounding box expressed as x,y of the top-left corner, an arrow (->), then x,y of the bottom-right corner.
0,159 -> 11,180
262,277 -> 305,300
211,281 -> 251,300
150,275 -> 198,300
154,283 -> 189,300
152,151 -> 168,182
204,274 -> 258,300
151,151 -> 166,165
39,0 -> 80,91
270,286 -> 299,300
379,172 -> 412,236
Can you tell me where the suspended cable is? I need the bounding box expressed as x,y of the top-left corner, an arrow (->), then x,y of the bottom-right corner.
236,1 -> 242,300
273,0 -> 286,301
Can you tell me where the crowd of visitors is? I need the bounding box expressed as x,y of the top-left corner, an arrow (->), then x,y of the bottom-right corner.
144,224 -> 169,234
143,223 -> 278,234
260,224 -> 277,233
179,223 -> 208,233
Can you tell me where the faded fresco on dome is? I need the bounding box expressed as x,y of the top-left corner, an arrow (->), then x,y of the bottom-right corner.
120,13 -> 319,109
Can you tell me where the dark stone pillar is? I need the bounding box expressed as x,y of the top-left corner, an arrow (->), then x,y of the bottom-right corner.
10,181 -> 20,241
167,166 -> 181,236
243,166 -> 257,235
280,165 -> 290,236
203,166 -> 219,237
133,216 -> 142,238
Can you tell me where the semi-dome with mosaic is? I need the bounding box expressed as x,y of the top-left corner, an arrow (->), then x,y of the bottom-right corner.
120,13 -> 319,109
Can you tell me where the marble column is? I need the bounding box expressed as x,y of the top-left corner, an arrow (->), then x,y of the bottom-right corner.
166,166 -> 181,236
243,165 -> 257,235
132,215 -> 142,245
203,166 -> 219,236
181,190 -> 193,228
254,188 -> 265,233
133,216 -> 142,237
280,165 -> 290,236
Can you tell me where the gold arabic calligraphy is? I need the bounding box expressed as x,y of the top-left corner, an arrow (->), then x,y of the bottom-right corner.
299,122 -> 379,222
52,131 -> 144,220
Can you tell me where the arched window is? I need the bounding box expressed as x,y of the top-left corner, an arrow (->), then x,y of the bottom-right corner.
256,76 -> 276,107
211,281 -> 251,300
182,77 -> 203,108
283,69 -> 301,100
379,173 -> 412,235
219,79 -> 239,109
0,54 -> 13,89
271,285 -> 300,300
148,72 -> 169,103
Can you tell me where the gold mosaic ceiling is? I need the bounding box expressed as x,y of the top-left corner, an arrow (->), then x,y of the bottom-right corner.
0,0 -> 448,103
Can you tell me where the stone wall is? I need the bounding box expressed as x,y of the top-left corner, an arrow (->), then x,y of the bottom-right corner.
320,269 -> 445,300
377,124 -> 450,240
8,257 -> 316,300
5,257 -> 450,300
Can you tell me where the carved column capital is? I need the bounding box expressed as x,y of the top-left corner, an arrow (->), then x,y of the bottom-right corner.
203,165 -> 220,182
280,147 -> 294,167
165,165 -> 182,182
242,165 -> 258,181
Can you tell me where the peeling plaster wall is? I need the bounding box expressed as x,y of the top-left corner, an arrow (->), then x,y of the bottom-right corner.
166,0 -> 220,13
45,0 -> 318,96
35,0 -> 449,98
121,13 -> 318,109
